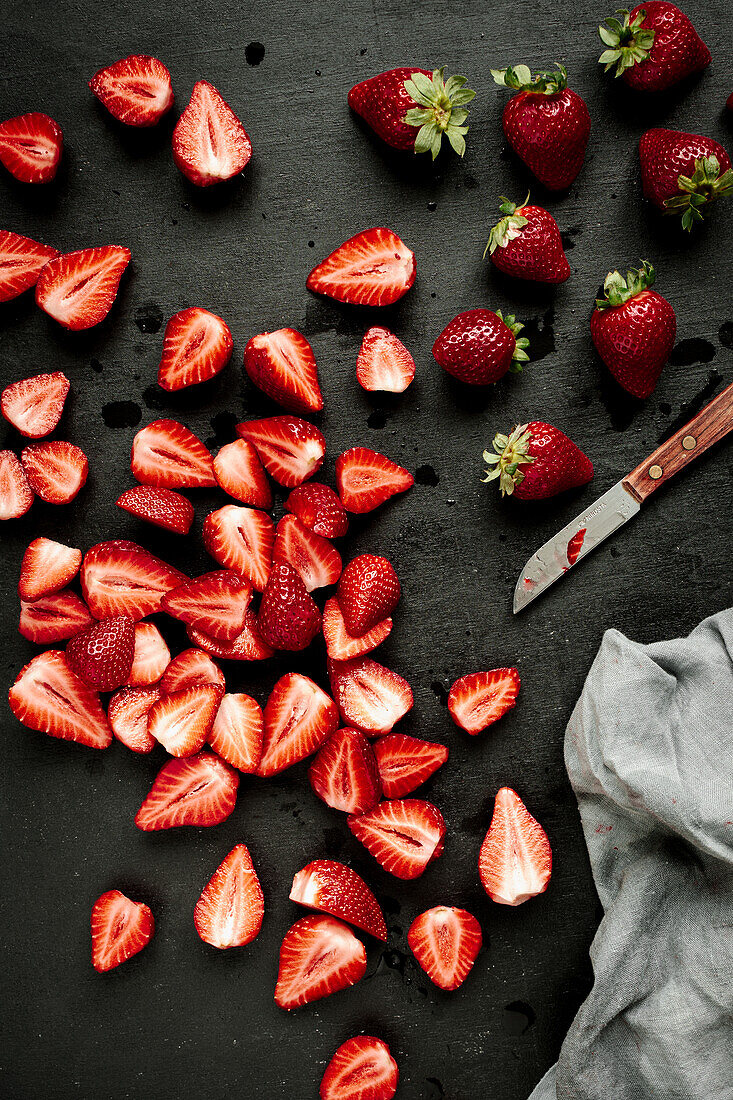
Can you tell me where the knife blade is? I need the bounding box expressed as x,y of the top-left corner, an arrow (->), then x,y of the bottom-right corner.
512,380 -> 733,614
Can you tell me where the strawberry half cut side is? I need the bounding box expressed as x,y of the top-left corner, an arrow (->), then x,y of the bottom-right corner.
407,905 -> 482,990
35,246 -> 130,330
157,307 -> 233,392
348,798 -> 445,879
135,752 -> 239,830
306,228 -> 416,307
309,726 -> 382,814
1,370 -> 69,436
273,515 -> 342,592
91,890 -> 154,972
131,419 -> 215,488
202,505 -> 274,591
257,673 -> 338,777
448,668 -> 520,734
323,598 -> 392,662
274,914 -> 366,1010
335,447 -> 413,513
208,692 -> 263,773
0,112 -> 63,183
21,441 -> 88,504
162,570 -> 252,642
19,589 -> 92,644
18,537 -> 81,601
320,1036 -> 398,1100
373,733 -> 448,798
89,54 -> 174,127
172,80 -> 252,187
237,416 -> 326,488
108,686 -> 159,753
329,656 -> 413,736
0,233 -> 59,304
0,451 -> 33,520
479,786 -> 552,905
194,843 -> 264,948
356,326 -> 415,393
159,648 -> 225,694
9,650 -> 112,749
81,539 -> 187,620
243,327 -> 324,413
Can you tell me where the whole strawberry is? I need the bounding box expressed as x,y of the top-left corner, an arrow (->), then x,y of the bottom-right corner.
599,3 -> 710,92
485,195 -> 570,283
257,562 -> 321,652
337,554 -> 401,637
66,615 -> 135,690
483,422 -> 593,499
491,64 -> 591,190
639,129 -> 733,230
433,309 -> 529,385
348,67 -> 475,159
591,260 -> 676,398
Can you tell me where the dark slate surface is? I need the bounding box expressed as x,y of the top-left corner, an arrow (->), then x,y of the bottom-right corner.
1,1 -> 732,1097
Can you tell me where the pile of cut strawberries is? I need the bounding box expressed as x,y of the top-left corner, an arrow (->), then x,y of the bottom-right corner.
1,3 -> 728,1096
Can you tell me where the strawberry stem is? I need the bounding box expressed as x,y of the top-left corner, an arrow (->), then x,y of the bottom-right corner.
403,67 -> 476,160
594,259 -> 655,310
495,310 -> 530,371
482,424 -> 535,496
663,156 -> 733,231
491,63 -> 568,95
598,9 -> 655,77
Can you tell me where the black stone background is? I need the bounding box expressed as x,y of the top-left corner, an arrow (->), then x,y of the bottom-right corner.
1,1 -> 732,1097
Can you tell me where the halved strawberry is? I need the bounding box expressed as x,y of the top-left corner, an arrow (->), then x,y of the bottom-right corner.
91,890 -> 154,972
135,751 -> 239,830
257,562 -> 322,651
243,328 -> 323,413
66,615 -> 135,691
348,798 -> 445,879
407,906 -> 482,991
81,539 -> 186,620
108,686 -> 159,752
284,482 -> 349,539
203,505 -> 274,591
479,787 -> 552,906
373,733 -> 448,798
290,859 -> 387,941
257,672 -> 338,777
186,614 -> 273,661
447,668 -> 520,734
19,589 -> 92,644
356,326 -> 415,393
208,692 -> 263,772
0,112 -> 63,183
322,598 -> 392,662
162,570 -> 252,642
9,649 -> 112,748
35,246 -> 130,329
116,485 -> 194,534
2,371 -> 69,438
329,656 -> 413,736
337,554 -> 400,636
172,80 -> 252,187
0,450 -> 33,519
194,843 -> 264,948
18,537 -> 81,601
320,1036 -> 398,1100
128,622 -> 170,686
237,416 -> 325,488
308,727 -> 381,814
274,914 -> 366,1010
157,307 -> 233,392
21,441 -> 88,504
131,419 -> 215,488
273,515 -> 342,592
213,439 -> 272,509
306,228 -> 416,307
335,447 -> 413,514
0,232 -> 58,303
148,684 -> 221,756
159,648 -> 225,694
89,55 -> 174,127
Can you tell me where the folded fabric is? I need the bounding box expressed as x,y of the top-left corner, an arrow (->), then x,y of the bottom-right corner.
530,609 -> 733,1100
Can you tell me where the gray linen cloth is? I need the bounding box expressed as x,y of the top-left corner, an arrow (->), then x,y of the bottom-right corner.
529,610 -> 733,1100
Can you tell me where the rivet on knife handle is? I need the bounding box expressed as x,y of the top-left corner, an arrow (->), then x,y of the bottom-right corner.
622,381 -> 733,502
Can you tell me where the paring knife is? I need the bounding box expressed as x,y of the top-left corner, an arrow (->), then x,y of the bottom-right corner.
513,381 -> 733,613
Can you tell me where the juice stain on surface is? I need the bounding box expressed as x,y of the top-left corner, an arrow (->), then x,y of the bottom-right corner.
669,338 -> 715,366
504,1001 -> 536,1035
658,369 -> 722,443
142,385 -> 167,410
134,303 -> 163,334
521,309 -> 555,361
102,401 -> 142,429
368,411 -> 388,429
245,42 -> 265,66
430,680 -> 448,704
90,358 -> 103,373
718,321 -> 733,348
416,464 -> 439,486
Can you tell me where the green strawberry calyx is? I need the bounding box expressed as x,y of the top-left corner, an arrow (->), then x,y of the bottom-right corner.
484,194 -> 530,257
491,63 -> 568,95
495,309 -> 530,372
482,424 -> 535,496
598,9 -> 656,77
664,156 -> 733,231
595,260 -> 655,310
402,68 -> 476,160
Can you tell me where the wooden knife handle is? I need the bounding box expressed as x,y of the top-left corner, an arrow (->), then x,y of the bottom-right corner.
622,381 -> 733,502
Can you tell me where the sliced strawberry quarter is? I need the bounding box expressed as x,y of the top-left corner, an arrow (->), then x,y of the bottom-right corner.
308,727 -> 381,814
1,370 -> 68,435
213,438 -> 272,509
479,787 -> 552,906
0,112 -> 63,184
0,231 -> 58,304
172,80 -> 251,187
373,733 -> 448,798
21,441 -> 88,504
208,692 -> 263,773
0,450 -> 33,519
135,751 -> 239,830
18,537 -> 81,601
8,650 -> 112,749
407,905 -> 482,991
448,668 -> 520,734
116,485 -> 194,535
194,843 -> 264,948
356,326 -> 415,393
159,648 -> 225,694
348,798 -> 445,879
274,914 -> 366,1010
131,419 -> 215,488
290,859 -> 387,941
128,622 -> 170,686
81,539 -> 187,620
335,446 -> 413,514
162,570 -> 252,642
243,327 -> 323,414
237,416 -> 325,488
258,673 -> 338,777
89,54 -> 174,127
148,684 -> 221,756
91,889 -> 154,972
157,306 -> 233,392
329,656 -> 413,736
273,515 -> 342,591
322,597 -> 392,662
19,589 -> 92,644
320,1036 -> 398,1100
202,505 -> 274,591
35,246 -> 130,330
306,228 -> 416,307
108,686 -> 159,753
